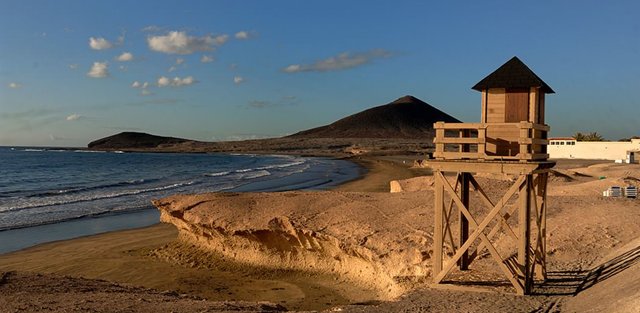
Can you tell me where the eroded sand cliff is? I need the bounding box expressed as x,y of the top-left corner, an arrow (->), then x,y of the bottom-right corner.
153,191 -> 434,299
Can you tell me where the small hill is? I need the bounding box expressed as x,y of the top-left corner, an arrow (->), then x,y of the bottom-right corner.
88,132 -> 190,150
288,96 -> 460,139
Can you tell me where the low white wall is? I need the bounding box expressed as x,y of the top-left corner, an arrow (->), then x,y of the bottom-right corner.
549,139 -> 640,160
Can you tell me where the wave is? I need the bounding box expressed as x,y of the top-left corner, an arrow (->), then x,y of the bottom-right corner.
23,148 -> 45,152
8,179 -> 156,199
205,171 -> 231,177
0,205 -> 155,232
232,160 -> 306,174
241,170 -> 271,179
0,181 -> 195,213
74,150 -> 106,153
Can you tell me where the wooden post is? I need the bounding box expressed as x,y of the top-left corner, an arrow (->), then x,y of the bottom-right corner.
434,171 -> 444,278
458,172 -> 470,270
518,175 -> 532,294
534,172 -> 548,280
478,126 -> 486,159
458,129 -> 471,270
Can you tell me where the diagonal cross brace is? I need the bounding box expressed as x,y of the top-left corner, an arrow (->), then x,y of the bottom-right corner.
433,172 -> 526,293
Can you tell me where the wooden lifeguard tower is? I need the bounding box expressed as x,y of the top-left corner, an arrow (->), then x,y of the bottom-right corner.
428,56 -> 555,295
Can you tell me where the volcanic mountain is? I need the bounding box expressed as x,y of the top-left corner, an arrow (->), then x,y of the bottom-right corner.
87,132 -> 191,150
288,95 -> 460,139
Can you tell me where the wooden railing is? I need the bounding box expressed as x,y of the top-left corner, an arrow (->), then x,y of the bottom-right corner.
433,122 -> 549,161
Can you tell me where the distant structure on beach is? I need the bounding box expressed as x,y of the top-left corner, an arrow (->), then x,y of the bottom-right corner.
549,137 -> 639,163
425,56 -> 555,295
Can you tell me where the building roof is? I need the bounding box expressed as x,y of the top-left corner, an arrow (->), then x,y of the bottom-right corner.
472,56 -> 555,93
549,137 -> 576,141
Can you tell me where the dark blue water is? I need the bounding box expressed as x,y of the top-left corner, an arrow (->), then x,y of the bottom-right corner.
0,147 -> 362,253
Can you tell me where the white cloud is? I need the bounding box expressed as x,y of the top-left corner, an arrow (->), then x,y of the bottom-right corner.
142,25 -> 162,32
200,55 -> 214,63
235,31 -> 254,40
147,31 -> 216,55
245,96 -> 299,109
233,76 -> 245,84
8,82 -> 22,89
175,58 -> 185,65
116,52 -> 133,61
214,34 -> 229,45
283,64 -> 301,73
69,64 -> 79,70
66,114 -> 82,121
132,81 -> 149,89
282,49 -> 393,73
157,76 -> 196,87
87,61 -> 109,78
117,31 -> 125,45
168,66 -> 177,72
89,37 -> 113,50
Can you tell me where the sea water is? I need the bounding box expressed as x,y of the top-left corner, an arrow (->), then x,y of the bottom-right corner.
0,147 -> 362,253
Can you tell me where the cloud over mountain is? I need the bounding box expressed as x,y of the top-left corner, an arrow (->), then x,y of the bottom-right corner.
283,49 -> 392,73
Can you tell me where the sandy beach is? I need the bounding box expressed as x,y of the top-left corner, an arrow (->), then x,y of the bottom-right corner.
1,157 -> 640,312
0,156 -> 423,311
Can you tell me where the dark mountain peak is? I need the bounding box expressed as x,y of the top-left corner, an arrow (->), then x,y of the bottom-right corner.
88,132 -> 191,149
391,95 -> 421,104
287,95 -> 460,139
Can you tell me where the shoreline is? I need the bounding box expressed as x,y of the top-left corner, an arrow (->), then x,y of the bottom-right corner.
0,154 -> 426,311
0,153 -> 363,254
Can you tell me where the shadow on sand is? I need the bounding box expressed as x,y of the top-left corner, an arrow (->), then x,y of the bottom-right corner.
534,245 -> 640,296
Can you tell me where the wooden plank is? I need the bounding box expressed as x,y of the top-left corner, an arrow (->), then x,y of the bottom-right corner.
433,152 -> 479,159
443,174 -> 460,254
487,88 -> 506,123
425,160 -> 553,175
481,90 -> 487,123
433,171 -> 444,278
529,87 -> 538,124
505,88 -> 529,122
434,123 -> 485,130
436,137 -> 482,144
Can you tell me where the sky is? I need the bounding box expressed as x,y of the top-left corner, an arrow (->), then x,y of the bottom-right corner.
1,0 -> 639,147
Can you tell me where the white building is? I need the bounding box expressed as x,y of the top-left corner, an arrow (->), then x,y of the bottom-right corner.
548,138 -> 640,162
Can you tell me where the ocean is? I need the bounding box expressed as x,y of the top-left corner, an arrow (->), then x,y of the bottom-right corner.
0,147 -> 362,253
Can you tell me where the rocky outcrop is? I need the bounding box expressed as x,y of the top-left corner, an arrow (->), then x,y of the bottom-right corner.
88,132 -> 192,150
389,176 -> 435,193
153,191 -> 435,299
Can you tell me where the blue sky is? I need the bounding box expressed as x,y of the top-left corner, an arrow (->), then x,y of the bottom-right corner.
1,0 -> 638,146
